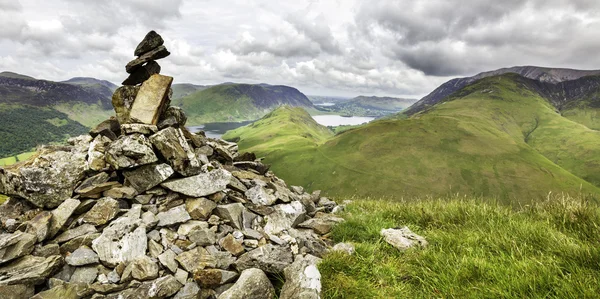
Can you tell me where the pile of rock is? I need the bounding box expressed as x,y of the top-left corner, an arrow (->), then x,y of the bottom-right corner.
0,31 -> 348,299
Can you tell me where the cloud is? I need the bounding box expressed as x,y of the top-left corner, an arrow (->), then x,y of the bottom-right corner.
0,0 -> 599,98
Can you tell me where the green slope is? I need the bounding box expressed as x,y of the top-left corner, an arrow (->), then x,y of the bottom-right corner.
225,74 -> 600,202
173,83 -> 314,125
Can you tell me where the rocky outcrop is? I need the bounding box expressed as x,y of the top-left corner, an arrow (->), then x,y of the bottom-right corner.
0,30 -> 344,298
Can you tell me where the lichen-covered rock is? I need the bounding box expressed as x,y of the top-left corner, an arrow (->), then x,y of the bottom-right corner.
175,247 -> 216,273
280,254 -> 322,299
380,227 -> 428,251
123,60 -> 161,86
65,246 -> 98,266
0,232 -> 36,264
91,217 -> 147,267
0,146 -> 88,208
185,197 -> 217,220
158,106 -> 188,129
149,127 -> 200,176
112,85 -> 140,124
234,244 -> 293,274
123,163 -> 174,193
157,205 -> 191,227
0,284 -> 35,299
194,269 -> 238,287
161,169 -> 232,197
82,197 -> 120,226
0,255 -> 64,286
215,203 -> 244,230
105,134 -> 158,169
264,201 -> 307,235
49,198 -> 81,238
297,213 -> 345,235
217,268 -> 274,299
126,46 -> 170,74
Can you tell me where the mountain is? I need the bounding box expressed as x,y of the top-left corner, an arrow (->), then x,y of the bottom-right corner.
171,83 -> 208,99
0,72 -> 116,157
405,66 -> 600,116
317,95 -> 416,117
224,72 -> 600,201
173,83 -> 315,124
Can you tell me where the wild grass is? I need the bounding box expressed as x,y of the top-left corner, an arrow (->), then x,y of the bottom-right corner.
320,194 -> 600,298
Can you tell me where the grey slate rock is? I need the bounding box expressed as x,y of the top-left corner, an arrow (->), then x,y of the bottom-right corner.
134,30 -> 165,57
217,268 -> 274,299
161,169 -> 232,197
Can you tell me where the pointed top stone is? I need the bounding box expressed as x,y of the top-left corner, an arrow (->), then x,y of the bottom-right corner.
134,30 -> 164,56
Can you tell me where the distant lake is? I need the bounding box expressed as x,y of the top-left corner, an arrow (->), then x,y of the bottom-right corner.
314,102 -> 336,106
187,121 -> 252,139
312,115 -> 375,126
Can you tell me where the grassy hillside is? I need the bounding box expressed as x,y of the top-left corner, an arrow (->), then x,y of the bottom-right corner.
0,104 -> 89,157
321,195 -> 600,298
172,83 -> 207,99
223,106 -> 333,154
225,74 -> 600,201
173,83 -> 314,125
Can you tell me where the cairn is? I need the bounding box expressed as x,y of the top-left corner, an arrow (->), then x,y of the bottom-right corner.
0,31 -> 348,298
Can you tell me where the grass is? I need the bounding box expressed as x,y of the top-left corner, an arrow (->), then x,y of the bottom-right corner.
0,151 -> 35,166
320,195 -> 600,298
53,102 -> 114,127
225,74 -> 600,202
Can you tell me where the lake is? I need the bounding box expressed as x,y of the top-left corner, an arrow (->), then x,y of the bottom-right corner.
312,115 -> 375,126
187,115 -> 375,139
314,102 -> 336,107
187,121 -> 253,139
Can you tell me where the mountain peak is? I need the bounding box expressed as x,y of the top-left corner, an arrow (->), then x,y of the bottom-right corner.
0,71 -> 36,80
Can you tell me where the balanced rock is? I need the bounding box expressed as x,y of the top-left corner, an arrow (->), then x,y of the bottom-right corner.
112,85 -> 139,124
122,60 -> 161,86
126,45 -> 170,73
134,30 -> 165,56
128,74 -> 173,125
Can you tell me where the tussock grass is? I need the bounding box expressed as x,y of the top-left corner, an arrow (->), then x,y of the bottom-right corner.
320,195 -> 600,298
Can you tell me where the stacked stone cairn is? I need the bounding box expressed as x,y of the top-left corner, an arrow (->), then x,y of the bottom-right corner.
0,31 -> 349,298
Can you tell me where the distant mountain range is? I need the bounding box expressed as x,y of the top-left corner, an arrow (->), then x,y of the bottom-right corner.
172,83 -> 316,124
405,66 -> 600,115
225,66 -> 600,201
315,95 -> 416,117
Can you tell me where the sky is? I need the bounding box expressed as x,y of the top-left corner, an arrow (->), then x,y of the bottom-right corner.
0,0 -> 599,98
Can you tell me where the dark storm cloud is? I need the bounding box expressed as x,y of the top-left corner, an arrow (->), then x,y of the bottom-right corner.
357,0 -> 600,76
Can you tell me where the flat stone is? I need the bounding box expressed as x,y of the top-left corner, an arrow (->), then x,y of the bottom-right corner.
173,281 -> 200,299
245,185 -> 277,206
157,205 -> 191,227
175,247 -> 216,273
280,255 -> 322,299
149,127 -> 200,176
32,243 -> 61,258
124,256 -> 159,281
112,85 -> 139,124
128,74 -> 173,125
123,163 -> 174,193
220,234 -> 245,256
0,255 -> 64,286
0,284 -> 35,299
49,198 -> 81,237
121,123 -> 158,135
134,30 -> 165,56
187,224 -> 216,246
0,145 -> 88,208
158,249 -> 178,273
122,275 -> 182,299
66,246 -> 98,266
75,172 -> 120,197
91,217 -> 147,267
82,197 -> 120,226
161,169 -> 232,197
194,269 -> 238,287
297,213 -> 345,235
24,211 -> 52,242
54,224 -> 97,243
105,134 -> 158,169
90,118 -> 121,140
234,244 -> 293,274
185,197 -> 216,220
142,211 -> 159,228
122,60 -> 161,86
264,201 -> 307,235
60,233 -> 100,255
380,227 -> 428,251
157,106 -> 187,129
148,239 -> 163,258
218,268 -> 274,299
126,44 -> 170,73
70,266 -> 98,284
0,232 -> 36,264
174,268 -> 188,285
103,186 -> 138,199
215,203 -> 244,230
207,139 -> 238,162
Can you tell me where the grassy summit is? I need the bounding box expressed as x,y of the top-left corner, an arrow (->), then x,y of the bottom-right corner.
320,195 -> 600,298
225,74 -> 600,201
